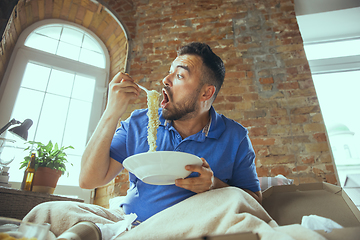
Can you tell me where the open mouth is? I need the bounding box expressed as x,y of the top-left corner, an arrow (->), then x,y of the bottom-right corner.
161,88 -> 170,108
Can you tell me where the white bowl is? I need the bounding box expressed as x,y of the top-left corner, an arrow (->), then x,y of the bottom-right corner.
123,151 -> 202,185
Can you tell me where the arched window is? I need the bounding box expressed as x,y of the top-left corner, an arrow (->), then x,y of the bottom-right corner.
0,19 -> 109,201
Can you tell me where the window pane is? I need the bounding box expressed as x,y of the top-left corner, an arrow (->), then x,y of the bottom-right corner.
11,88 -> 45,141
82,34 -> 102,53
7,146 -> 29,182
56,42 -> 81,61
72,75 -> 95,102
313,70 -> 360,170
35,94 -> 69,144
25,33 -> 59,54
62,99 -> 92,155
60,27 -> 83,47
21,63 -> 51,91
57,155 -> 81,186
79,49 -> 105,68
35,26 -> 62,40
47,69 -> 74,97
313,71 -> 360,131
25,25 -> 106,69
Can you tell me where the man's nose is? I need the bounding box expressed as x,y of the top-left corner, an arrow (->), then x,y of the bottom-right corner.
162,73 -> 172,87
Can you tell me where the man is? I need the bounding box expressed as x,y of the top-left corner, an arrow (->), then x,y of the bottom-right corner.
80,42 -> 261,222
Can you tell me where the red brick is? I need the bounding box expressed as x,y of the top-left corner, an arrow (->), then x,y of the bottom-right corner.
325,174 -> 337,185
304,123 -> 325,133
313,167 -> 325,176
270,166 -> 291,176
281,136 -> 310,144
251,138 -> 276,146
290,106 -> 320,115
293,165 -> 308,172
221,86 -> 246,95
325,164 -> 334,172
270,108 -> 287,116
244,110 -> 267,119
313,133 -> 327,142
261,155 -> 295,165
225,71 -> 246,79
288,88 -> 317,98
254,146 -> 270,157
249,127 -> 268,137
256,167 -> 269,177
277,82 -> 299,90
259,77 -> 274,84
291,115 -> 308,123
145,17 -> 171,25
225,96 -> 243,102
243,93 -> 258,101
236,64 -> 253,71
300,156 -> 315,164
284,58 -> 309,67
247,71 -> 254,78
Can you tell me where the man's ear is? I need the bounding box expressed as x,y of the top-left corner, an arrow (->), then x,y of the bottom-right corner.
201,85 -> 216,102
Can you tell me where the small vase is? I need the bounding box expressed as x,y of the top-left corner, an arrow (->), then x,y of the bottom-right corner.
32,167 -> 62,194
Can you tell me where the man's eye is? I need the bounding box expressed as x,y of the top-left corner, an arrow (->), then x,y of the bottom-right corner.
177,74 -> 183,79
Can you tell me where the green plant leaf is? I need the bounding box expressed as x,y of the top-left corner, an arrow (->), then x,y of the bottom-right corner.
22,140 -> 74,176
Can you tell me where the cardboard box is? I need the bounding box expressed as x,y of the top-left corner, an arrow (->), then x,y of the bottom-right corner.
188,182 -> 360,240
262,182 -> 360,240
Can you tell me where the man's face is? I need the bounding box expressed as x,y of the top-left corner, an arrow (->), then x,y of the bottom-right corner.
161,54 -> 204,121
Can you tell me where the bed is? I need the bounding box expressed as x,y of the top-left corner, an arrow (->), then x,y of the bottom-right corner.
22,175 -> 334,240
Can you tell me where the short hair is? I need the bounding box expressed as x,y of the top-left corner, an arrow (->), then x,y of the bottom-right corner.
177,42 -> 225,100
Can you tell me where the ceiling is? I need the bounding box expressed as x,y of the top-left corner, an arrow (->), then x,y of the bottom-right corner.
295,0 -> 360,44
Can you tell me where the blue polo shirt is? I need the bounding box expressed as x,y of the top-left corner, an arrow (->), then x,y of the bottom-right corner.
110,106 -> 260,222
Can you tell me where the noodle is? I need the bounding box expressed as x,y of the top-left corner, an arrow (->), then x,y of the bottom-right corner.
146,90 -> 160,152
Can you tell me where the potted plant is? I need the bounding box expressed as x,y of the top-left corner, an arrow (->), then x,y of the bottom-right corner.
20,140 -> 74,194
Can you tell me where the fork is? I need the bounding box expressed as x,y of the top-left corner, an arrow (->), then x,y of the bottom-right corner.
136,83 -> 151,94
136,83 -> 161,96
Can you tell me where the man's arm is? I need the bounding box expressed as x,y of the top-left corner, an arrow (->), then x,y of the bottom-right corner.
175,158 -> 263,204
212,177 -> 262,204
243,189 -> 262,204
79,72 -> 140,189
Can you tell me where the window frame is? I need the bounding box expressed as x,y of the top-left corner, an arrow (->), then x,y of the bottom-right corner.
0,19 -> 110,203
1,19 -> 110,140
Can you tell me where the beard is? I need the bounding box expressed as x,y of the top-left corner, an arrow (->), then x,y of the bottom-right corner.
162,86 -> 201,121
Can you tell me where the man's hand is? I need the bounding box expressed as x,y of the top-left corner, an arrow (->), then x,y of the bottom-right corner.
175,158 -> 216,193
174,157 -> 262,204
105,72 -> 140,119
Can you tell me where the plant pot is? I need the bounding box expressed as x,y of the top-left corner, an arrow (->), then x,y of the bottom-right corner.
32,167 -> 62,194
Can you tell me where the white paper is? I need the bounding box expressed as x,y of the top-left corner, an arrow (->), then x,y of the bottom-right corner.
96,213 -> 138,240
301,215 -> 343,232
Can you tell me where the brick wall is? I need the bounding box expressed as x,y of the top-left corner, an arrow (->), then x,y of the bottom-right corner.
99,0 -> 337,207
1,0 -> 337,208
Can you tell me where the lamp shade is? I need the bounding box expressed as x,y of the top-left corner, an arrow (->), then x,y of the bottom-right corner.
8,119 -> 33,141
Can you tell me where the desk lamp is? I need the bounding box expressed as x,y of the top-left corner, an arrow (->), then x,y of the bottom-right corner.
0,118 -> 33,141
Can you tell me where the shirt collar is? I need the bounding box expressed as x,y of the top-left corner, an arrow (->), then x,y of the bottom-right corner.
202,114 -> 212,137
160,106 -> 223,139
162,113 -> 211,136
